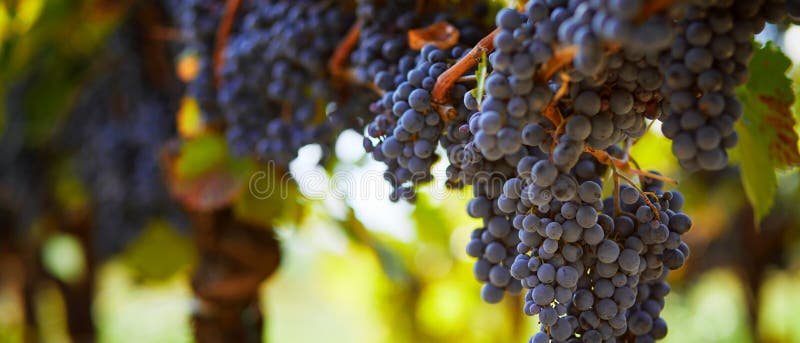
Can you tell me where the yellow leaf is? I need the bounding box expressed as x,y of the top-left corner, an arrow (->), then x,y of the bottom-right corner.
177,96 -> 204,138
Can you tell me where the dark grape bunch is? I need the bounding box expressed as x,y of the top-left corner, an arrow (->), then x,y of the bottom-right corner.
350,0 -> 422,85
659,0 -> 786,171
451,1 -> 790,341
60,27 -> 188,258
358,4 -> 493,201
218,0 -> 358,166
155,1 -> 800,342
168,0 -> 375,169
509,162 -> 692,342
364,44 -> 473,201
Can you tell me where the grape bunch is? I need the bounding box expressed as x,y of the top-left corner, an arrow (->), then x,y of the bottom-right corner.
217,0 -> 357,166
455,3 -> 699,342
660,0 -> 786,171
503,156 -> 692,342
60,28 -> 188,258
168,0 -> 376,169
155,1 -> 800,342
350,0 -> 422,85
365,45 -> 472,201
357,4 -> 494,200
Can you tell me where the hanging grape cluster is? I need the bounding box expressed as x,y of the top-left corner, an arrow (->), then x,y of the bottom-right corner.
162,0 -> 797,341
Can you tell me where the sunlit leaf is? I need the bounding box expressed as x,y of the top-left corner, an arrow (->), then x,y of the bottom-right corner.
411,193 -> 451,245
176,134 -> 227,179
335,208 -> 409,283
734,43 -> 798,223
163,134 -> 254,211
733,117 -> 777,224
177,96 -> 204,138
233,168 -> 304,228
120,219 -> 196,280
13,0 -> 45,34
741,43 -> 800,168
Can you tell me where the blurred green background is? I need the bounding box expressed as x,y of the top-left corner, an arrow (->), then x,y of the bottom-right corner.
2,0 -> 800,343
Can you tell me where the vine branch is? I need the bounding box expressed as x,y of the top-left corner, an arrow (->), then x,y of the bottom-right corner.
432,27 -> 500,104
213,0 -> 242,88
329,21 -> 362,78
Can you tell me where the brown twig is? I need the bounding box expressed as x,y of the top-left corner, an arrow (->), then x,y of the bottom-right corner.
328,21 -> 362,78
213,0 -> 242,88
432,27 -> 500,104
535,45 -> 578,82
585,147 -> 677,185
614,171 -> 662,220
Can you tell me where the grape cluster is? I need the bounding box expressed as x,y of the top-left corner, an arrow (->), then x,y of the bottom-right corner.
465,184 -> 525,303
660,0 -> 786,171
218,1 -> 358,166
350,0 -> 421,85
456,4 -> 699,342
365,45 -> 474,201
60,28 -> 188,258
466,3 -> 660,179
504,159 -> 692,342
358,5 -> 493,200
156,1 -> 800,342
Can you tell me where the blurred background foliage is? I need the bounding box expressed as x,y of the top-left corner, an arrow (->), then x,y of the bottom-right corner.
2,1 -> 800,343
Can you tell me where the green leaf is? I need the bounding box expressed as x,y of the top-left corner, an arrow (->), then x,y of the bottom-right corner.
734,43 -> 799,223
176,134 -> 227,179
233,167 -> 304,228
472,51 -> 488,107
120,219 -> 196,280
740,43 -> 800,168
733,115 -> 777,223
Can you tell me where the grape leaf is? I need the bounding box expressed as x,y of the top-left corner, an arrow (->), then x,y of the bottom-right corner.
733,115 -> 777,223
177,96 -> 205,138
740,43 -> 800,168
176,134 -> 227,179
734,43 -> 799,223
120,219 -> 197,280
163,134 -> 254,211
232,167 -> 304,228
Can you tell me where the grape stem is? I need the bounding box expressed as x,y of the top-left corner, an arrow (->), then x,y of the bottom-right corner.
585,146 -> 678,185
542,72 -> 572,129
456,74 -> 477,83
535,45 -> 578,82
612,170 -> 623,216
432,27 -> 500,105
328,21 -> 362,78
213,0 -> 242,88
612,170 -> 662,221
